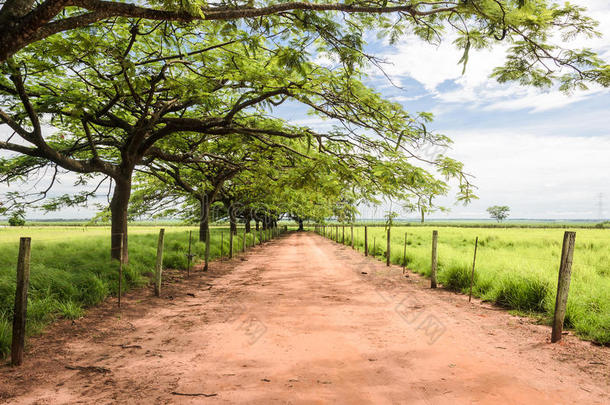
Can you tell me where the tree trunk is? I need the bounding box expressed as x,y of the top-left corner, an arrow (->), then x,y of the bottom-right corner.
420,207 -> 425,224
199,198 -> 210,242
298,218 -> 304,231
245,216 -> 251,233
110,176 -> 131,263
229,209 -> 237,235
255,220 -> 260,231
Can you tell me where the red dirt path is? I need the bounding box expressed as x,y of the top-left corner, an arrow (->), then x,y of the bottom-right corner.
1,232 -> 608,404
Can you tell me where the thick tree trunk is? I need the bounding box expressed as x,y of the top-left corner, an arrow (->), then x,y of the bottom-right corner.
199,198 -> 210,242
298,218 -> 304,231
110,176 -> 131,263
229,210 -> 237,235
244,214 -> 252,233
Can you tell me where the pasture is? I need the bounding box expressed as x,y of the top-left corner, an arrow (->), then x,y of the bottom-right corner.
320,225 -> 610,344
0,225 -> 264,357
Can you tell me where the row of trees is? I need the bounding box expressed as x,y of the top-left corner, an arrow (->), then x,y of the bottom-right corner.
1,1 -> 608,262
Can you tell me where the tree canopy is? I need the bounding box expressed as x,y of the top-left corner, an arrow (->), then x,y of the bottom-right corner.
1,0 -> 609,261
487,205 -> 510,222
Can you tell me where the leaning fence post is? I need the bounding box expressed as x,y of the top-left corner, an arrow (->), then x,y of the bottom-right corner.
155,229 -> 165,297
551,231 -> 576,343
402,232 -> 407,274
431,230 -> 438,288
364,226 -> 368,256
468,236 -> 478,302
11,237 -> 31,366
386,227 -> 391,266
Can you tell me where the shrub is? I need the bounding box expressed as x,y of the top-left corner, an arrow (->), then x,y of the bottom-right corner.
8,212 -> 25,227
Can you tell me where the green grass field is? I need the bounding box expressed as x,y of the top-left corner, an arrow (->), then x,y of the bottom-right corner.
0,225 -> 271,357
1,224 -> 607,359
317,225 -> 610,345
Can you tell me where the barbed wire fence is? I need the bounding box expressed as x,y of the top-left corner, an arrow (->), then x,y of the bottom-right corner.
312,222 -> 606,344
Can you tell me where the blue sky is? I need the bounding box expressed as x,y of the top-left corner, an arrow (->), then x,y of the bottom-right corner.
2,0 -> 609,220
322,0 -> 610,220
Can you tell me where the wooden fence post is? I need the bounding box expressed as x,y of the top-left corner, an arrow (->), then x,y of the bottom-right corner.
386,227 -> 391,266
11,237 -> 31,366
342,225 -> 345,244
364,226 -> 368,256
551,231 -> 576,343
351,224 -> 354,248
430,230 -> 438,288
155,229 -> 165,297
468,237 -> 478,302
402,232 -> 407,274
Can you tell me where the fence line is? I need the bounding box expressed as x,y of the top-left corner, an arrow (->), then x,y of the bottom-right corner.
5,224 -> 289,365
312,223 -> 585,344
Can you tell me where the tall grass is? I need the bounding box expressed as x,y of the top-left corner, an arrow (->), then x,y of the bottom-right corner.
0,226 -> 265,358
319,225 -> 610,344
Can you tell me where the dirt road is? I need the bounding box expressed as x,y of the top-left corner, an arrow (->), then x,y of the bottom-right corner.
1,232 -> 608,404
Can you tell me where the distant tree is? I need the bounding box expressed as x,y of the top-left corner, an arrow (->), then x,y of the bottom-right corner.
487,205 -> 510,223
8,209 -> 25,226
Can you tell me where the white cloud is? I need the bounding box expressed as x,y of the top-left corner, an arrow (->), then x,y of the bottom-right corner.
434,130 -> 610,219
379,0 -> 610,114
482,88 -> 603,113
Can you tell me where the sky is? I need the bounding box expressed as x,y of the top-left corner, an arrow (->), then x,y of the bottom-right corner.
368,0 -> 610,220
320,0 -> 610,221
1,0 -> 609,221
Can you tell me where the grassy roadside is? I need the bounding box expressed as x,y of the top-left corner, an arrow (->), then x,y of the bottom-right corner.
316,225 -> 610,345
0,226 -> 266,358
